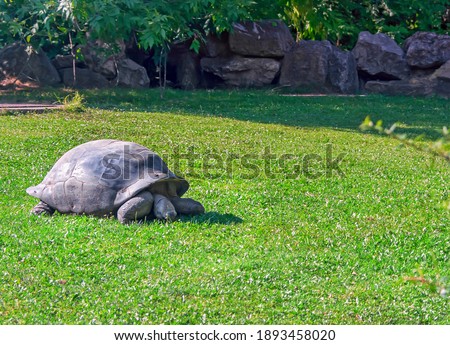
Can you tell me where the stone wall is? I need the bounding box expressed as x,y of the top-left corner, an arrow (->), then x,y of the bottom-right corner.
0,21 -> 449,97
354,31 -> 450,97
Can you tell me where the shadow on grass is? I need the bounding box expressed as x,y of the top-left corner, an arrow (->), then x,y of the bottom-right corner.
35,211 -> 243,226
3,87 -> 449,140
85,88 -> 449,140
179,212 -> 243,225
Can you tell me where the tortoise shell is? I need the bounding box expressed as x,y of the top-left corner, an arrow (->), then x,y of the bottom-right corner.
26,139 -> 188,216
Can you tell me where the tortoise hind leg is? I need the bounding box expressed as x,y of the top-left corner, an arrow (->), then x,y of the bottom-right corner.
31,201 -> 55,216
117,191 -> 154,224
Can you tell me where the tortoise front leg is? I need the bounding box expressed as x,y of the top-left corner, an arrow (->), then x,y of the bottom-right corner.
153,194 -> 177,221
169,197 -> 205,215
31,201 -> 55,216
117,191 -> 154,224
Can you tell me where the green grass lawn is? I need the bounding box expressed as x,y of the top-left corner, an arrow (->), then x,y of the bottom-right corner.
0,88 -> 449,324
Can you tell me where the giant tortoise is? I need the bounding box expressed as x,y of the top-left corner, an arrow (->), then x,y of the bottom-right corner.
26,139 -> 204,223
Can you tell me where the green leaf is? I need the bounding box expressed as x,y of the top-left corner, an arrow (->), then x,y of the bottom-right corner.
190,38 -> 200,53
359,116 -> 374,131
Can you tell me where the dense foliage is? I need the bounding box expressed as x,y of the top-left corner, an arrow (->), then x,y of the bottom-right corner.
0,0 -> 256,54
0,0 -> 448,53
281,0 -> 449,47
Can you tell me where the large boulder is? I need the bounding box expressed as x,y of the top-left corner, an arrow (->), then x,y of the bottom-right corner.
0,43 -> 61,86
279,40 -> 358,93
52,54 -> 82,70
175,52 -> 201,90
364,79 -> 435,97
60,67 -> 110,88
203,33 -> 232,58
81,39 -> 126,79
200,56 -> 280,87
404,32 -> 450,69
328,46 -> 359,93
279,41 -> 332,89
364,61 -> 450,98
352,31 -> 410,80
432,60 -> 450,97
229,20 -> 294,57
433,60 -> 450,81
167,41 -> 202,89
113,58 -> 150,88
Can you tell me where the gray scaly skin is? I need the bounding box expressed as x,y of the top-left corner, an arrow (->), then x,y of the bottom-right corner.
31,201 -> 55,216
117,191 -> 154,224
149,181 -> 205,222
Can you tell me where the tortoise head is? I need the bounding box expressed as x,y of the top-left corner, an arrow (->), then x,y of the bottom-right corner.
149,178 -> 189,198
